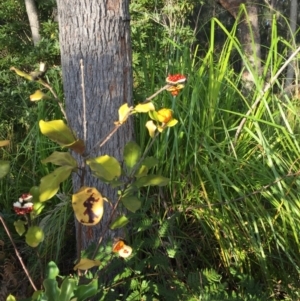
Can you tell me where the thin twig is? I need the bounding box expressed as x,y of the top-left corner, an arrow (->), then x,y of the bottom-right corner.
92,131 -> 160,259
87,85 -> 170,157
80,59 -> 87,142
39,80 -> 68,121
129,131 -> 160,177
86,107 -> 134,158
142,84 -> 171,103
234,45 -> 300,144
0,214 -> 37,291
91,195 -> 122,259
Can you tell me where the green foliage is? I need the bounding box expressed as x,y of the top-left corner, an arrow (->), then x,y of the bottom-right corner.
2,1 -> 300,300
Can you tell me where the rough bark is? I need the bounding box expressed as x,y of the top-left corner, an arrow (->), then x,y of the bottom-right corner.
285,0 -> 298,88
24,0 -> 41,46
218,0 -> 261,92
56,0 -> 134,251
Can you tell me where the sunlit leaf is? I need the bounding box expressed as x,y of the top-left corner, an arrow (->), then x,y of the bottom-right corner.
30,90 -> 48,102
6,295 -> 16,301
74,258 -> 101,271
87,155 -> 121,181
72,187 -> 105,226
134,102 -> 155,113
41,151 -> 77,168
43,279 -> 60,300
0,140 -> 9,147
45,261 -> 60,279
145,120 -> 157,138
25,226 -> 44,247
39,166 -> 73,202
110,215 -> 129,229
167,119 -> 178,127
59,277 -> 76,301
0,161 -> 10,179
135,174 -> 170,188
10,67 -> 33,81
14,220 -> 26,236
123,141 -> 141,172
39,120 -> 76,147
134,165 -> 148,178
118,103 -> 132,124
31,201 -> 45,218
121,196 -> 141,212
149,110 -> 159,121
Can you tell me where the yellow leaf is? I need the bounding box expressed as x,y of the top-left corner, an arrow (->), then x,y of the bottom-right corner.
74,258 -> 101,271
145,120 -> 157,138
72,187 -> 105,226
30,90 -> 48,102
118,103 -> 132,124
167,119 -> 178,127
134,102 -> 155,113
0,140 -> 9,147
39,120 -> 76,146
10,67 -> 33,81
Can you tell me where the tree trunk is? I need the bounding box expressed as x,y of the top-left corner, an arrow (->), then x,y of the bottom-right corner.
218,0 -> 261,92
285,0 -> 298,89
56,0 -> 134,251
24,0 -> 41,46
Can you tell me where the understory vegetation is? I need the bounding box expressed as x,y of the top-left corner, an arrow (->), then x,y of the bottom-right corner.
1,1 -> 300,300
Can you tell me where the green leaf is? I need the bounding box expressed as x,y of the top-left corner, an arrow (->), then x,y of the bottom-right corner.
41,151 -> 77,168
135,175 -> 170,188
134,165 -> 148,178
124,141 -> 141,172
149,110 -> 159,121
110,215 -> 129,229
29,186 -> 40,203
14,220 -> 26,236
134,156 -> 159,178
121,196 -> 141,212
141,157 -> 159,169
39,120 -> 76,146
39,166 -> 73,202
58,277 -> 77,301
45,261 -> 60,279
6,295 -> 16,301
87,155 -> 121,182
25,226 -> 44,248
0,160 -> 10,179
43,279 -> 61,301
74,279 -> 98,301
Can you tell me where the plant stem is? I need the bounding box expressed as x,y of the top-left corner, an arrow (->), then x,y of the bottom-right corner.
0,214 -> 37,291
39,80 -> 68,121
91,131 -> 160,259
